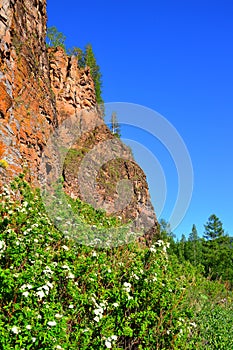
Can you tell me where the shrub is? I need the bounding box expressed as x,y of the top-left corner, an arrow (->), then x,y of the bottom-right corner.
0,176 -> 199,349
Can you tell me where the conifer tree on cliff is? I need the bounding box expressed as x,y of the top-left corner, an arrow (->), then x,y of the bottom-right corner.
84,44 -> 103,105
110,112 -> 121,138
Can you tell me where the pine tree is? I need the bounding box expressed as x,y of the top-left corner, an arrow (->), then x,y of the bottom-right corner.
84,44 -> 103,104
187,224 -> 202,266
202,214 -> 231,280
203,214 -> 224,240
110,112 -> 121,138
177,234 -> 187,262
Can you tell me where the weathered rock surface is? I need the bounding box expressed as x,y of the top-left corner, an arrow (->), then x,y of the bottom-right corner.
0,0 -> 158,242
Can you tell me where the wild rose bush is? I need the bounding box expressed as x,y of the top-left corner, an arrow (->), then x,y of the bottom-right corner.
1,176 -> 232,349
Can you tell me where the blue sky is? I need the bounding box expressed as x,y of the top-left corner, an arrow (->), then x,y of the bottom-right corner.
47,0 -> 233,239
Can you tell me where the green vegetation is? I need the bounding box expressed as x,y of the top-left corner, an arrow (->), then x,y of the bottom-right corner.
1,176 -> 233,349
46,26 -> 66,51
84,44 -> 103,105
46,26 -> 103,104
166,215 -> 233,287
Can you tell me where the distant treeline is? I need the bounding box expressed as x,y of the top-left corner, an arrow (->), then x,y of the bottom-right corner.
160,214 -> 233,287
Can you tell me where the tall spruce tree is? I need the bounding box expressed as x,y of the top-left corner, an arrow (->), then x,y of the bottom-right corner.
187,224 -> 202,266
177,234 -> 187,262
203,214 -> 224,240
202,214 -> 231,280
84,44 -> 103,104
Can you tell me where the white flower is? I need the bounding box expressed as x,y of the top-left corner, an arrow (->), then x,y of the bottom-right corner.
52,262 -> 58,267
47,320 -> 57,327
34,239 -> 39,243
123,282 -> 131,288
67,272 -> 75,279
105,340 -> 112,348
32,337 -> 36,342
156,240 -> 164,246
26,325 -> 32,330
92,251 -> 97,257
61,265 -> 70,270
94,307 -> 104,316
42,285 -> 50,291
68,304 -> 74,309
55,346 -> 63,350
190,322 -> 197,328
105,336 -> 116,348
123,282 -> 131,293
36,290 -> 45,299
94,316 -> 100,322
99,301 -> 107,308
0,240 -> 6,251
11,326 -> 20,334
132,273 -> 139,280
46,282 -> 53,289
127,295 -> 133,300
43,266 -> 53,275
22,291 -> 29,297
149,245 -> 156,253
61,245 -> 69,251
37,314 -> 42,319
55,313 -> 63,319
113,302 -> 119,307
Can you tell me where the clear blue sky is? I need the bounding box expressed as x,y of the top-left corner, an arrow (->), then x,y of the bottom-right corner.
47,0 -> 233,240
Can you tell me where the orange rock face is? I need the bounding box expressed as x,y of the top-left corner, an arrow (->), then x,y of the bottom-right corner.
0,0 -> 158,242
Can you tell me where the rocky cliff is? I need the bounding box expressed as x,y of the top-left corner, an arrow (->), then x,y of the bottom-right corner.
0,0 -> 158,243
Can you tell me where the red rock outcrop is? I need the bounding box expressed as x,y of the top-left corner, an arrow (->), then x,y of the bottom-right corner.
0,0 -> 158,242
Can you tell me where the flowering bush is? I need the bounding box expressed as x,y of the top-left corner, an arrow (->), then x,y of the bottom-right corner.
1,176 -> 232,349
